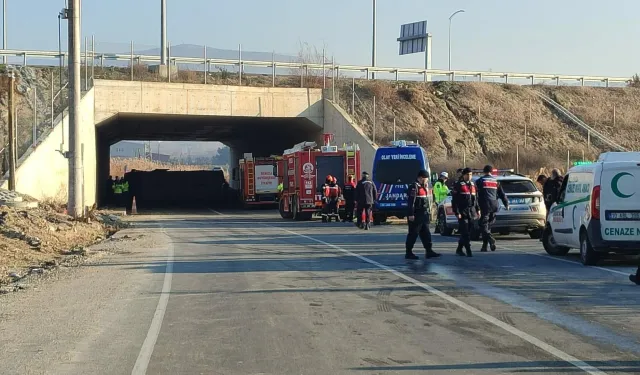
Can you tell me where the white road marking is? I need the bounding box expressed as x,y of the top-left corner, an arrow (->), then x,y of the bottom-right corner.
498,245 -> 632,276
273,226 -> 608,375
131,231 -> 175,375
208,208 -> 223,215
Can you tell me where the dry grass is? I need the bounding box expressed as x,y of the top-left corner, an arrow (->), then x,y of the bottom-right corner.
110,158 -> 212,178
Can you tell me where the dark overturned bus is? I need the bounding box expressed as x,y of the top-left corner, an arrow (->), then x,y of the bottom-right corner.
371,140 -> 432,224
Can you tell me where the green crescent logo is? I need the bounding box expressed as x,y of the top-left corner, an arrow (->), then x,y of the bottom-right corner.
611,172 -> 635,198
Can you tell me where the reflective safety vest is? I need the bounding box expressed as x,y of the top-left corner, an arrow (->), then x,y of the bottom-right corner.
113,183 -> 123,194
433,180 -> 449,203
277,183 -> 283,193
121,181 -> 129,193
324,184 -> 340,198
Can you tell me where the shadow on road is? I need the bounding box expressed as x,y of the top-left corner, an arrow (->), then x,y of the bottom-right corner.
350,360 -> 640,373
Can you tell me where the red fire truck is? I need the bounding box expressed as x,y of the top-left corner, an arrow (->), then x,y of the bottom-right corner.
279,133 -> 361,220
238,154 -> 282,207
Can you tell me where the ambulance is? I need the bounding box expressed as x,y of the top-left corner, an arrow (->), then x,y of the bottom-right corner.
543,152 -> 640,265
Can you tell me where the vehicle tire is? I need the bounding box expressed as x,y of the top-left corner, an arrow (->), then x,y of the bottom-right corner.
438,210 -> 454,236
529,229 -> 543,240
279,198 -> 293,219
580,229 -> 599,266
373,214 -> 387,225
542,226 -> 570,256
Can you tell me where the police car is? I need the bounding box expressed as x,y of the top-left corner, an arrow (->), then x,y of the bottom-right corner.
435,169 -> 547,240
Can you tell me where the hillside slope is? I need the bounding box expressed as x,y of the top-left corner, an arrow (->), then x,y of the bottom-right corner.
335,81 -> 640,172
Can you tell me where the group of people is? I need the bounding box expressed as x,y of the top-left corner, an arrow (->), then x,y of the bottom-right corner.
403,165 -> 510,260
105,175 -> 134,212
536,169 -> 564,212
320,172 -> 378,229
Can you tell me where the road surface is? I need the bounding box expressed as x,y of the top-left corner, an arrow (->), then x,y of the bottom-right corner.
1,209 -> 639,374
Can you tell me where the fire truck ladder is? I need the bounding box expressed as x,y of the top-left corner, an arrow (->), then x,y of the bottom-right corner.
246,159 -> 255,196
344,142 -> 359,176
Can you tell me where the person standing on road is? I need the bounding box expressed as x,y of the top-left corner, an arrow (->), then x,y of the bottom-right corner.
543,169 -> 564,211
476,165 -> 509,252
405,169 -> 442,260
433,172 -> 450,234
451,167 -> 480,257
342,175 -> 356,223
355,171 -> 377,230
113,177 -> 123,208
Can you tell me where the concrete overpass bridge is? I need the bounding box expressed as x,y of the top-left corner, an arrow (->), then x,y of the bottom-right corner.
2,80 -> 376,208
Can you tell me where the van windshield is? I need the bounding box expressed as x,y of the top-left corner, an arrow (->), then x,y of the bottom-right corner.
374,159 -> 424,184
500,180 -> 538,194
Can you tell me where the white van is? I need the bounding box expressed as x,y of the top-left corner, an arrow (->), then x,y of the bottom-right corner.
542,152 -> 640,265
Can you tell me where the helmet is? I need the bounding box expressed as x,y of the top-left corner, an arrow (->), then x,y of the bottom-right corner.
440,171 -> 449,178
326,175 -> 333,182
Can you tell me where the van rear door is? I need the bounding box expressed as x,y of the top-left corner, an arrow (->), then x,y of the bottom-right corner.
599,161 -> 640,241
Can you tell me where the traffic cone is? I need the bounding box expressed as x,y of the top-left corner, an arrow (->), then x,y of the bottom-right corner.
131,196 -> 137,215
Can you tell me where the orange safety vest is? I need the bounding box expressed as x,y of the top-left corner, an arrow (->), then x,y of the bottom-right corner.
324,184 -> 340,198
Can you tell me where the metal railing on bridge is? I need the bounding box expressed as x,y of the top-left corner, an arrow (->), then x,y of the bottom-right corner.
0,45 -> 632,88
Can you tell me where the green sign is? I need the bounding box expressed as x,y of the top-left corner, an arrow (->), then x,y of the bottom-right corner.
573,161 -> 593,166
611,172 -> 635,198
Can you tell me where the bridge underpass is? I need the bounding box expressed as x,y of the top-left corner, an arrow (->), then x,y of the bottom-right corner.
97,113 -> 322,207
2,79 -> 376,211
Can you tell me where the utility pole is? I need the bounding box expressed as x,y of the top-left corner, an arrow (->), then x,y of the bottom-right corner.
2,0 -> 6,65
161,0 -> 167,65
67,0 -> 82,218
7,70 -> 16,191
371,0 -> 376,79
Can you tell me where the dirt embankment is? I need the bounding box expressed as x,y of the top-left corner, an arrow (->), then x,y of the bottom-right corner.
0,202 -> 127,288
335,80 -> 640,174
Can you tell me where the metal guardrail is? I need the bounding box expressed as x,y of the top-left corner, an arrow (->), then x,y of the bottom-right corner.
0,48 -> 632,87
535,92 -> 627,151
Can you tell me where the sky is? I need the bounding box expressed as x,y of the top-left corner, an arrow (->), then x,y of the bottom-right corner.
5,0 -> 637,77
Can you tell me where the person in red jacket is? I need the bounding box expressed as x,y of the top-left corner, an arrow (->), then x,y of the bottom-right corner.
322,175 -> 341,222
342,175 -> 356,222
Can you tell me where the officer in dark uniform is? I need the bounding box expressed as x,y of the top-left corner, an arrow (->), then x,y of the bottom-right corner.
405,169 -> 441,260
342,175 -> 356,222
355,171 -> 377,230
451,167 -> 480,257
475,165 -> 509,252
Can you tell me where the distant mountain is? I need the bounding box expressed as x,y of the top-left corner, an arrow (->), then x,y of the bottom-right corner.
135,44 -> 297,63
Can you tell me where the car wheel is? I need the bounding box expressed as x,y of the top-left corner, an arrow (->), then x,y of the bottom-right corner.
438,210 -> 453,236
580,229 -> 599,266
529,229 -> 543,240
542,226 -> 570,256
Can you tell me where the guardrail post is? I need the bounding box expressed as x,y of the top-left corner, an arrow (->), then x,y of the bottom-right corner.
22,52 -> 26,66
605,78 -> 609,88
530,75 -> 534,85
365,68 -> 369,80
272,51 -> 276,87
130,41 -> 134,81
238,43 -> 242,85
322,48 -> 326,89
203,45 -> 207,84
478,73 -> 482,82
395,70 -> 399,81
450,72 -> 455,81
556,77 -> 560,86
372,96 -> 376,143
50,73 -> 54,128
504,74 -> 508,84
33,86 -> 37,147
580,78 -> 584,87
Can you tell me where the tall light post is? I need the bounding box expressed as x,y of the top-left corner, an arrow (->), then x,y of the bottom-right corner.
448,9 -> 465,71
161,0 -> 167,65
371,0 -> 376,79
3,0 -> 6,65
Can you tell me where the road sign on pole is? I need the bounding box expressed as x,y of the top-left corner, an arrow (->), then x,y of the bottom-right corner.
397,20 -> 432,81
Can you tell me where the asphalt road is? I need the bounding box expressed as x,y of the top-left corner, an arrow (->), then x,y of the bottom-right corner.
1,209 -> 640,375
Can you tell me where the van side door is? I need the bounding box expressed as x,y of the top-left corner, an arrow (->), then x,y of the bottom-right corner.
566,172 -> 593,248
549,174 -> 572,247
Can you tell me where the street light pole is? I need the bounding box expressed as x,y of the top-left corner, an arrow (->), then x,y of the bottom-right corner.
371,0 -> 376,79
161,0 -> 167,65
448,9 -> 465,71
3,0 -> 6,65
